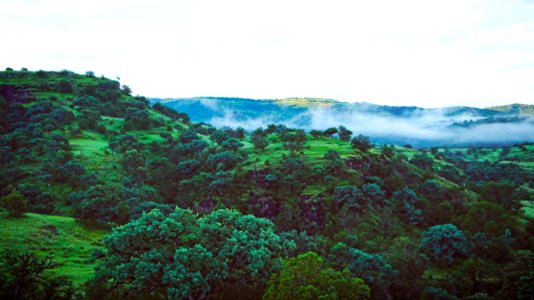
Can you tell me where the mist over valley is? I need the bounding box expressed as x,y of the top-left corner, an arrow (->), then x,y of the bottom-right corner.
155,97 -> 534,147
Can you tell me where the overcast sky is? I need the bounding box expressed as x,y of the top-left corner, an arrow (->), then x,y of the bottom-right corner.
1,0 -> 534,108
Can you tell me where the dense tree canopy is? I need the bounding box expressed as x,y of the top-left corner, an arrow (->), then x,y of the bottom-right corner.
91,208 -> 295,299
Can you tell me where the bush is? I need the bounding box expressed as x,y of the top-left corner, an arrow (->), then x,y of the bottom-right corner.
58,80 -> 73,93
419,224 -> 472,265
351,135 -> 372,151
0,248 -> 74,300
1,190 -> 28,217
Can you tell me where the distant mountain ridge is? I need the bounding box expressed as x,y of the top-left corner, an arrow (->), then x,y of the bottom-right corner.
489,103 -> 534,116
153,97 -> 534,146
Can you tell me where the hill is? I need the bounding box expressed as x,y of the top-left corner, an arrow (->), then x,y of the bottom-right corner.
1,69 -> 533,299
488,103 -> 534,116
154,97 -> 534,147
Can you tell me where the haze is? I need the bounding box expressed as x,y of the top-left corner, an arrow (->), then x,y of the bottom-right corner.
1,0 -> 534,108
202,101 -> 534,146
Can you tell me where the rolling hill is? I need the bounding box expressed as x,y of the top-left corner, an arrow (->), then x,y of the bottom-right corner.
154,97 -> 534,147
0,69 -> 533,299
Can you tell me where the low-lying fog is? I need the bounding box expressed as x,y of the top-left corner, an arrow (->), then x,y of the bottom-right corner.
205,104 -> 534,146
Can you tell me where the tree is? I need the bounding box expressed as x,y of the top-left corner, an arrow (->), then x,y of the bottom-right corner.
207,150 -> 241,170
324,149 -> 341,161
251,128 -> 269,151
58,80 -> 73,93
282,130 -> 307,155
220,137 -> 244,151
173,140 -> 209,158
476,181 -> 517,209
419,224 -> 472,265
122,85 -> 132,95
392,187 -> 422,225
263,252 -> 370,300
330,243 -> 397,300
387,237 -> 428,300
124,107 -> 151,130
310,129 -> 323,139
338,126 -> 353,141
351,135 -> 372,151
210,129 -> 230,145
324,127 -> 338,137
68,184 -> 126,224
362,183 -> 385,204
177,159 -> 201,177
410,154 -> 434,170
178,130 -> 200,144
0,249 -> 74,300
1,190 -> 28,217
334,186 -> 366,211
91,208 -> 293,299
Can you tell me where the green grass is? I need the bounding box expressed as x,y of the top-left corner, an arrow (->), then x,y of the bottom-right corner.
244,136 -> 359,168
0,212 -> 107,286
70,134 -> 119,169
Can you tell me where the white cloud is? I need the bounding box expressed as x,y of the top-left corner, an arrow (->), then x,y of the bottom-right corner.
1,0 -> 534,108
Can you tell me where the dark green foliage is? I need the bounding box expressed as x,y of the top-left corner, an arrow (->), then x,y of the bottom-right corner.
281,129 -> 307,154
128,202 -> 173,221
310,129 -> 323,138
362,183 -> 385,204
422,287 -> 459,300
210,129 -> 230,145
77,108 -> 101,130
173,139 -> 208,158
58,80 -> 73,93
338,126 -> 353,141
392,187 -> 422,225
324,127 -> 338,137
91,208 -> 293,299
208,150 -> 241,170
1,70 -> 532,299
69,184 -> 128,224
475,181 -> 518,209
419,224 -> 472,265
221,137 -> 244,151
0,249 -> 74,300
1,190 -> 28,217
334,186 -> 365,211
176,159 -> 200,176
330,243 -> 398,299
252,127 -> 269,151
410,154 -> 434,170
124,107 -> 151,130
387,238 -> 428,300
351,134 -> 372,151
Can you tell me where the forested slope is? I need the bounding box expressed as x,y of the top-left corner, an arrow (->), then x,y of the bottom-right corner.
0,69 -> 533,299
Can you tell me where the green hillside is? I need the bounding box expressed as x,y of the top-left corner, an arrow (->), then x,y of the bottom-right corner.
488,103 -> 534,116
1,69 -> 533,300
0,212 -> 106,285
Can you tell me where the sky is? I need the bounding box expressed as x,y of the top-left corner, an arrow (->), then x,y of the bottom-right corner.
1,0 -> 534,108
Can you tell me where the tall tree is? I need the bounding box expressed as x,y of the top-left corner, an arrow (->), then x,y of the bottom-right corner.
263,251 -> 370,300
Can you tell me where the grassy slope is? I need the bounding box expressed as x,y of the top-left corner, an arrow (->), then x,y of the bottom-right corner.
243,135 -> 357,167
0,212 -> 107,286
445,145 -> 534,168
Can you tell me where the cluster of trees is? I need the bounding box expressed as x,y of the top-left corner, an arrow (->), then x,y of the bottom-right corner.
1,70 -> 533,299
